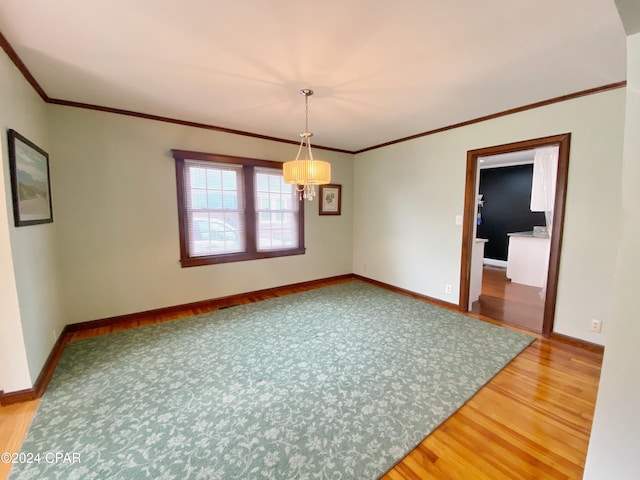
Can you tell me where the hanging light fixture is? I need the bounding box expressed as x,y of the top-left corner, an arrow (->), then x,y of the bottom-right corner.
283,89 -> 331,200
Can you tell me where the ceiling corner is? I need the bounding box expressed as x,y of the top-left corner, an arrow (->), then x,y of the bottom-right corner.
615,0 -> 640,35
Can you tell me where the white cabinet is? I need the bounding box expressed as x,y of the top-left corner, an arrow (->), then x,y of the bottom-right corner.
506,232 -> 550,288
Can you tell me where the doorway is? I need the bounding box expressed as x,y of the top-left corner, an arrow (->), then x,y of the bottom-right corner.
472,153 -> 547,331
459,133 -> 571,336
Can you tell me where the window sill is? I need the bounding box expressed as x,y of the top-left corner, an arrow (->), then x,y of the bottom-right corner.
180,247 -> 306,267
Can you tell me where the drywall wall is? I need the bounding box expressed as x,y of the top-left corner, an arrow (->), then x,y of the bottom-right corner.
47,106 -> 354,324
0,141 -> 29,392
353,88 -> 625,344
0,48 -> 63,391
584,31 -> 640,479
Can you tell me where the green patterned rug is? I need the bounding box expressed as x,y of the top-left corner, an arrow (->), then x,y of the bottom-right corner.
10,281 -> 533,480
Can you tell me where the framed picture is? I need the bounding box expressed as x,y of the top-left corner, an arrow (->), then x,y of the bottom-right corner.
319,184 -> 341,216
7,129 -> 53,226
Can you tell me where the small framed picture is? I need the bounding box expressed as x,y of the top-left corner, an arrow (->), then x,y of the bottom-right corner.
319,184 -> 341,216
7,129 -> 53,226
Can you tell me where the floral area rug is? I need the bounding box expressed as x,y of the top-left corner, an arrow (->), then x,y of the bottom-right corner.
10,280 -> 533,479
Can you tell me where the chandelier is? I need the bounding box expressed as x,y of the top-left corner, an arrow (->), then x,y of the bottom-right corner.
283,89 -> 331,200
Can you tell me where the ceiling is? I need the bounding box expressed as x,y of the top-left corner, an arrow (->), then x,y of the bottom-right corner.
616,0 -> 640,34
0,0 -> 627,153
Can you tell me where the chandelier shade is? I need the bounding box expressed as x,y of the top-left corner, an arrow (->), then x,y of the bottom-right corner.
283,158 -> 331,185
283,89 -> 331,200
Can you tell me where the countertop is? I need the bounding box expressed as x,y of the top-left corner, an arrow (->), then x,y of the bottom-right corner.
507,231 -> 550,239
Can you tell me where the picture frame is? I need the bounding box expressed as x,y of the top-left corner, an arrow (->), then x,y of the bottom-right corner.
319,184 -> 341,216
7,129 -> 53,226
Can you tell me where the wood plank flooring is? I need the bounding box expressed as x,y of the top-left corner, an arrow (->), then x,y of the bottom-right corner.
0,400 -> 39,480
0,277 -> 602,480
382,337 -> 602,479
471,265 -> 545,332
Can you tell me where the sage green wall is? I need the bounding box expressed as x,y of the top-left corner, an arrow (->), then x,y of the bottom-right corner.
0,48 -> 63,391
47,106 -> 354,324
353,88 -> 625,344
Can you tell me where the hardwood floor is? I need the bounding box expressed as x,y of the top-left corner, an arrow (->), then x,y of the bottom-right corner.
471,265 -> 545,332
382,337 -> 602,479
0,277 -> 602,480
0,400 -> 39,480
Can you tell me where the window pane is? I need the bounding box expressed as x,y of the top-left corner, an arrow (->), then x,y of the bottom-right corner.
258,195 -> 269,209
222,170 -> 237,190
191,190 -> 207,209
190,168 -> 207,188
223,192 -> 237,209
207,169 -> 222,189
256,173 -> 269,192
189,212 -> 244,256
207,191 -> 222,209
255,168 -> 298,252
281,195 -> 293,210
268,174 -> 281,192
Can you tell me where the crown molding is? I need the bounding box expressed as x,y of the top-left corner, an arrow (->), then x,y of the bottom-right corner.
355,81 -> 627,153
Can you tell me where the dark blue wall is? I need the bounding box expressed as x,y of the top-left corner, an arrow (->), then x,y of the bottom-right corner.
477,164 -> 547,261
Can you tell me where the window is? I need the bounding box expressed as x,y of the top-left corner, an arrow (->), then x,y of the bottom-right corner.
173,150 -> 304,267
255,168 -> 300,251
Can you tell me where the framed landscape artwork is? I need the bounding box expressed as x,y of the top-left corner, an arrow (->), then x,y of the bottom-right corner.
319,184 -> 341,216
7,129 -> 53,226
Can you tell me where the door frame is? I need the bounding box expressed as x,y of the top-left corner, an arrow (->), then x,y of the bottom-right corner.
459,133 -> 571,335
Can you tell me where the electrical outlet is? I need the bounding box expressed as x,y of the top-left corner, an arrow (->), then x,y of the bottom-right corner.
445,284 -> 452,294
590,319 -> 602,333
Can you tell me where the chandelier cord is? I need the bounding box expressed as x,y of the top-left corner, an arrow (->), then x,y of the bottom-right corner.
304,92 -> 309,133
294,136 -> 305,161
306,136 -> 314,161
303,93 -> 314,161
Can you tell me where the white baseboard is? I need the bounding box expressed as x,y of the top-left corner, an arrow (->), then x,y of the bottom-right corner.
483,258 -> 507,268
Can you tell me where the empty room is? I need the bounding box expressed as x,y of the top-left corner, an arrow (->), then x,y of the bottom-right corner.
1,1 -> 639,479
